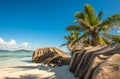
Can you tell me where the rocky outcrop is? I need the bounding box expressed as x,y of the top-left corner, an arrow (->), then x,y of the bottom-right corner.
69,45 -> 120,79
32,47 -> 70,66
92,54 -> 120,79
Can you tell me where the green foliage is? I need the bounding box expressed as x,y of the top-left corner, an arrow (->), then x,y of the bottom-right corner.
61,31 -> 80,50
84,4 -> 99,26
75,12 -> 85,19
99,14 -> 120,28
66,25 -> 81,32
62,4 -> 120,50
98,11 -> 104,21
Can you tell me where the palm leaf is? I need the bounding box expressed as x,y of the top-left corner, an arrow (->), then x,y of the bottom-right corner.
66,24 -> 82,32
66,24 -> 87,32
60,43 -> 68,47
63,35 -> 71,40
75,12 -> 85,20
102,32 -> 113,39
70,32 -> 80,39
75,19 -> 91,29
71,32 -> 89,46
98,25 -> 110,32
102,37 -> 111,45
84,4 -> 98,26
97,36 -> 106,45
99,14 -> 120,27
98,11 -> 104,21
112,34 -> 120,43
103,32 -> 120,43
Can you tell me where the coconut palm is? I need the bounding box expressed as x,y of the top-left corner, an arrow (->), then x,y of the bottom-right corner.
66,4 -> 120,47
103,32 -> 120,44
61,31 -> 80,51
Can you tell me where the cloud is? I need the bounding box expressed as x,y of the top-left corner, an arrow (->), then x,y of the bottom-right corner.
18,42 -> 29,49
0,38 -> 30,50
0,38 -> 5,44
117,30 -> 120,33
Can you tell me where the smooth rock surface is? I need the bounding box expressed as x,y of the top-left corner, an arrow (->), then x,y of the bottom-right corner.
70,45 -> 120,79
32,47 -> 70,66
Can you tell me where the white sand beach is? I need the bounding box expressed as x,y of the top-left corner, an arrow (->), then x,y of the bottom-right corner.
0,62 -> 78,79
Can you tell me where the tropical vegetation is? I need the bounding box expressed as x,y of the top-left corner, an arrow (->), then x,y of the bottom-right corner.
61,31 -> 80,51
62,4 -> 120,51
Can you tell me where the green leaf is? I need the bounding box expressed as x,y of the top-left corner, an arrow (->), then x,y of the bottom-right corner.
84,4 -> 98,26
99,14 -> 120,27
97,36 -> 106,45
75,19 -> 91,29
66,25 -> 82,32
71,32 -> 89,46
102,37 -> 111,45
98,11 -> 104,21
75,12 -> 84,19
64,35 -> 71,40
60,43 -> 68,47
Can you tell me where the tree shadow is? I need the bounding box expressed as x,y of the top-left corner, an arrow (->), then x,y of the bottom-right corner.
38,65 -> 76,79
10,65 -> 39,71
5,75 -> 39,79
7,65 -> 74,79
5,74 -> 55,79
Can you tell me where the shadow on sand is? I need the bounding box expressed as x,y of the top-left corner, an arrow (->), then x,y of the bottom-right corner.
5,74 -> 54,79
10,65 -> 39,70
5,65 -> 74,79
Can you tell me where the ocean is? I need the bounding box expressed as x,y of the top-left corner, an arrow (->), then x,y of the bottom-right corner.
0,52 -> 33,68
0,51 -> 71,68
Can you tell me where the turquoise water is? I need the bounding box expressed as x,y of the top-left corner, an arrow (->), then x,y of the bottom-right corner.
0,51 -> 71,68
0,52 -> 33,68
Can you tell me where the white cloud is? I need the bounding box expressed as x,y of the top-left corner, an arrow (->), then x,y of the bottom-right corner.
117,30 -> 120,33
18,42 -> 29,49
0,37 -> 30,50
0,38 -> 5,44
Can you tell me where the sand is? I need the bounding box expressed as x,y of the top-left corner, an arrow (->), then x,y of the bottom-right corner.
0,62 -> 78,79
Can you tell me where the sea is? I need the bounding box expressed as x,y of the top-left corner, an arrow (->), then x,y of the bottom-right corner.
0,52 -> 33,68
0,51 -> 71,69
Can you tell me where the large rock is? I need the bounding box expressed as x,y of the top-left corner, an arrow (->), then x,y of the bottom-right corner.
69,45 -> 120,79
32,47 -> 70,66
92,54 -> 120,79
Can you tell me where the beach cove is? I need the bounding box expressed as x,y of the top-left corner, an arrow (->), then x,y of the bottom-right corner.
0,51 -> 77,79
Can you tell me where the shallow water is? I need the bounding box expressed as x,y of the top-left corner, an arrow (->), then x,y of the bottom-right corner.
0,52 -> 33,68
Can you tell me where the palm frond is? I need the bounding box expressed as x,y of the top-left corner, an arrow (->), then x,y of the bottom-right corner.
60,43 -> 68,47
98,25 -> 110,32
98,11 -> 104,21
84,4 -> 98,26
63,35 -> 71,40
102,32 -> 113,39
75,19 -> 91,29
102,37 -> 111,45
75,12 -> 85,19
70,32 -> 80,39
97,36 -> 106,45
71,32 -> 89,46
103,32 -> 120,43
99,14 -> 120,27
66,24 -> 82,32
112,34 -> 120,43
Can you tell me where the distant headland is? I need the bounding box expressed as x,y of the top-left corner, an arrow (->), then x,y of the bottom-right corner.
0,49 -> 33,52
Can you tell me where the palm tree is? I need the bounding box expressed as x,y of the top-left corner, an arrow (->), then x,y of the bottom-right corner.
66,4 -> 120,47
61,31 -> 80,51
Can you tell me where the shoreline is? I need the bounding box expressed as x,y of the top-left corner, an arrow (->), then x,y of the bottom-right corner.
0,61 -> 78,79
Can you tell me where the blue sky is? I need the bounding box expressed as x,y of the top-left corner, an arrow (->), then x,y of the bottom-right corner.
0,0 -> 120,51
